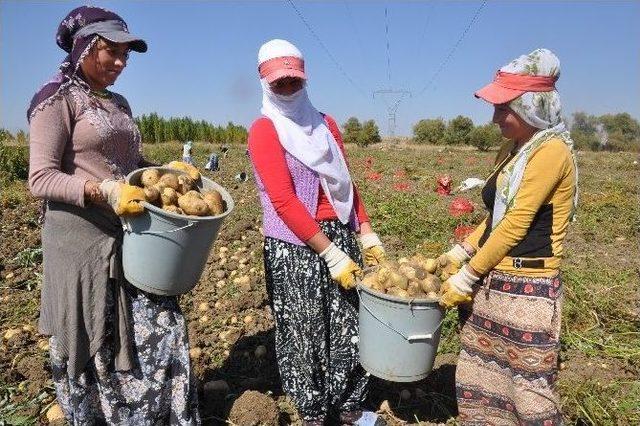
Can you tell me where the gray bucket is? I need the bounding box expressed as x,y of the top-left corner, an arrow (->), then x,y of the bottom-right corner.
357,284 -> 444,382
122,167 -> 234,296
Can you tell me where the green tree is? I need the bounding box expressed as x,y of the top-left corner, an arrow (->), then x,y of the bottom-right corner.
443,115 -> 474,145
0,128 -> 14,141
570,112 -> 601,151
357,120 -> 381,147
468,123 -> 504,151
599,112 -> 640,151
412,118 -> 446,144
15,130 -> 28,145
342,117 -> 362,144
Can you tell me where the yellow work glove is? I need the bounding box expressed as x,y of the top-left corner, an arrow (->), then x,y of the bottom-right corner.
319,242 -> 363,290
439,265 -> 479,309
99,180 -> 146,216
165,161 -> 200,180
359,232 -> 386,267
437,244 -> 471,279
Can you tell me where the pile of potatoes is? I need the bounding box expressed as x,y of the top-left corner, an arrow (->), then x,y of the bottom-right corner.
137,168 -> 226,217
360,253 -> 460,301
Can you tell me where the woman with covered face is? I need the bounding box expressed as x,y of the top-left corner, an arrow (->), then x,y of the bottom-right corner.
27,6 -> 199,424
437,49 -> 578,424
247,39 -> 386,425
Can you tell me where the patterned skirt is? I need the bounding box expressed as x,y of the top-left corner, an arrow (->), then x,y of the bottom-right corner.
263,220 -> 369,422
456,270 -> 563,425
50,284 -> 200,425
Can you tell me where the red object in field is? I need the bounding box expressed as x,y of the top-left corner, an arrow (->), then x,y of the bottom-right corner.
449,197 -> 475,217
393,181 -> 411,192
436,175 -> 452,195
454,225 -> 475,242
366,171 -> 382,181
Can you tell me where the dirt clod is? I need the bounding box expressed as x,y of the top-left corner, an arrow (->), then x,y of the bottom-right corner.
228,390 -> 279,426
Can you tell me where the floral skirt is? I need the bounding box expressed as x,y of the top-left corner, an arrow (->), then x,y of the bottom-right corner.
50,284 -> 200,425
456,270 -> 563,425
263,220 -> 369,422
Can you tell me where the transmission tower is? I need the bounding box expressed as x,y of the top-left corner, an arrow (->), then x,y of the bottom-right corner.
373,89 -> 411,137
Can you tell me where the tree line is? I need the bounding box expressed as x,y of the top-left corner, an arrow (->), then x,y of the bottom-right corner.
2,111 -> 638,152
405,112 -> 640,152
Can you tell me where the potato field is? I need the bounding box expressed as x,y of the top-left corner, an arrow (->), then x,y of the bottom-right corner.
1,142 -> 638,425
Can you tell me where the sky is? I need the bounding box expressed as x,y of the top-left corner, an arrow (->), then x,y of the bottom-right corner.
1,0 -> 639,136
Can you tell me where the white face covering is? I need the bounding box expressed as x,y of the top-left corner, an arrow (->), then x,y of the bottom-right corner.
258,40 -> 354,224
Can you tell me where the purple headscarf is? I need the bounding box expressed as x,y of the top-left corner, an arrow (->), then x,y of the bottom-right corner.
27,6 -> 147,121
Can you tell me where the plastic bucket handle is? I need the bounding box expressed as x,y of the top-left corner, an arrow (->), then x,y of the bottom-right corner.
357,288 -> 445,342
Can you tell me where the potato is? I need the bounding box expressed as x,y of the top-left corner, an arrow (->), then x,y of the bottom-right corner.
387,287 -> 409,298
202,189 -> 223,205
412,264 -> 428,280
361,274 -> 377,289
160,187 -> 178,206
398,263 -> 417,280
159,173 -> 179,190
421,274 -> 441,294
177,175 -> 195,194
202,190 -> 225,215
427,291 -> 439,300
162,204 -> 183,214
143,185 -> 160,204
178,193 -> 210,216
388,271 -> 409,290
423,258 -> 438,273
376,265 -> 392,286
407,279 -> 422,297
140,169 -> 161,187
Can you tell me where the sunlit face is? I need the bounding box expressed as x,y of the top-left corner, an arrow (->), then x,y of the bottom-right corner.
492,103 -> 537,142
80,38 -> 130,90
269,76 -> 304,96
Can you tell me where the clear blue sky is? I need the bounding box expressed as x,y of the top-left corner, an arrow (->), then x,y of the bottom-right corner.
2,1 -> 639,136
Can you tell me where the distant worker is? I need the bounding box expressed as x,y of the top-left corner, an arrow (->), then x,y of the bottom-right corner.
204,152 -> 219,171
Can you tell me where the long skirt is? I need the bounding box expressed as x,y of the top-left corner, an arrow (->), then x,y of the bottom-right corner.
263,220 -> 369,422
456,270 -> 564,425
50,283 -> 200,425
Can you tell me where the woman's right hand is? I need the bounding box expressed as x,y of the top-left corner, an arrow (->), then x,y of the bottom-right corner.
84,180 -> 105,205
319,243 -> 363,290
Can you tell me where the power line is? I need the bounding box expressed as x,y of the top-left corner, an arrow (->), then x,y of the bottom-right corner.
342,0 -> 369,71
286,0 -> 368,98
415,0 -> 488,97
384,6 -> 392,85
389,0 -> 487,114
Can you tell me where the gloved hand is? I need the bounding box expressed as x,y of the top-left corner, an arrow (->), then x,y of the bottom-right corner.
165,161 -> 200,180
439,265 -> 479,308
437,244 -> 471,278
99,180 -> 146,216
320,243 -> 363,290
359,232 -> 386,267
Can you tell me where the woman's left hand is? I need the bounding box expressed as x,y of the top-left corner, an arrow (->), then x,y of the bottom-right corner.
359,232 -> 386,267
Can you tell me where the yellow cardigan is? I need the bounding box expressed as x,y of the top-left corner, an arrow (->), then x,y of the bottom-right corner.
465,138 -> 576,277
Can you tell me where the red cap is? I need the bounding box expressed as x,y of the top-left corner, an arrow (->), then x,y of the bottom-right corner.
475,71 -> 558,104
258,56 -> 306,83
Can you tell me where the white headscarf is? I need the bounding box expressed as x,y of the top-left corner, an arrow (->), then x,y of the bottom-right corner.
258,39 -> 354,224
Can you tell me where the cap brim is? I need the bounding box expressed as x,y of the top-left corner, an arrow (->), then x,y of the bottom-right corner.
264,69 -> 306,84
101,31 -> 148,52
474,82 -> 524,105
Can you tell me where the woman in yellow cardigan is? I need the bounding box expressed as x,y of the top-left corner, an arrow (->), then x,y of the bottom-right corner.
438,48 -> 578,425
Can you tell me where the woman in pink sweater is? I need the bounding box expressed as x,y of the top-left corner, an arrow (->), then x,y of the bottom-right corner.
27,6 -> 199,424
248,39 -> 386,425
